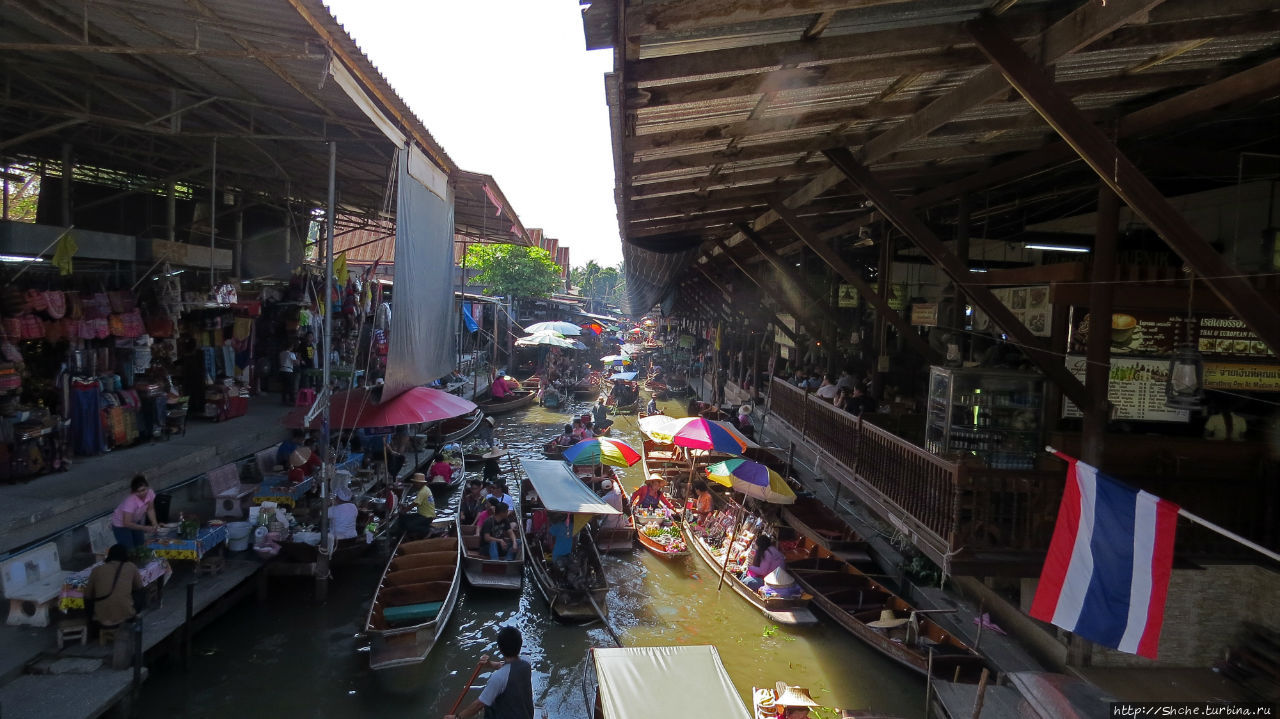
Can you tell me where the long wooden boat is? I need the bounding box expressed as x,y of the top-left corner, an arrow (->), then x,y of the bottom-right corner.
780,499 -> 871,565
363,520 -> 462,688
459,516 -> 524,590
786,536 -> 987,681
519,465 -> 612,623
427,409 -> 484,445
631,494 -> 688,559
592,488 -> 635,555
477,390 -> 536,415
683,510 -> 819,626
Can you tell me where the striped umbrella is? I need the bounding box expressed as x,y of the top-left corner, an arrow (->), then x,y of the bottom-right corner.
562,437 -> 642,467
705,459 -> 796,504
669,418 -> 749,455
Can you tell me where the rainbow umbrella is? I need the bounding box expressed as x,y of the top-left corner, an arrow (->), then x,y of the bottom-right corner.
562,437 -> 642,467
705,459 -> 796,504
669,418 -> 749,455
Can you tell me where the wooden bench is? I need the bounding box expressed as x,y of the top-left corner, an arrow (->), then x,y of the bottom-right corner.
1,543 -> 70,627
208,462 -> 253,519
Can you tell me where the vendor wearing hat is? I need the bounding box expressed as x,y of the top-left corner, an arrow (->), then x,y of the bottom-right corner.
327,485 -> 358,540
736,403 -> 755,439
428,455 -> 453,486
743,534 -> 785,590
590,399 -> 613,433
632,474 -> 666,509
773,686 -> 820,718
760,568 -> 804,599
287,446 -> 313,485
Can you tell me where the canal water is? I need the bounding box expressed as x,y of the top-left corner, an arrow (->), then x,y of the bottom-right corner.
137,398 -> 925,718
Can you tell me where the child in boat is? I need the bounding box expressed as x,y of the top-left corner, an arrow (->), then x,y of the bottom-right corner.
555,424 -> 575,446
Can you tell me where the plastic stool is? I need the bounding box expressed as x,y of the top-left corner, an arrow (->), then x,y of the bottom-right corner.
295,388 -> 316,407
57,619 -> 88,649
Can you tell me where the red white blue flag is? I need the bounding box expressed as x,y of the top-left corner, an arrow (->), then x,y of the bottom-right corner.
1030,452 -> 1179,659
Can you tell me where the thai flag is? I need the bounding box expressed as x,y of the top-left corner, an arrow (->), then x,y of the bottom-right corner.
1030,452 -> 1179,659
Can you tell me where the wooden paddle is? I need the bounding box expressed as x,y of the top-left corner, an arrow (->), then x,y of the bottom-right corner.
448,659 -> 489,716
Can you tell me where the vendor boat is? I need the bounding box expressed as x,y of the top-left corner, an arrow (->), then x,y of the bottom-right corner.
683,503 -> 818,626
631,492 -> 688,559
477,389 -> 536,415
520,460 -> 616,623
459,516 -> 524,591
786,536 -> 987,681
427,409 -> 484,445
363,519 -> 462,687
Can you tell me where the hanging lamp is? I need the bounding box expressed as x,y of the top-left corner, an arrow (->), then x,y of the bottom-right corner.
1165,274 -> 1204,410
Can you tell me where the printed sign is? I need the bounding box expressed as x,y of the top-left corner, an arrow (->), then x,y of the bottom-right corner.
837,284 -> 860,308
911,302 -> 939,326
1203,362 -> 1280,392
1069,310 -> 1275,360
972,285 -> 1052,337
774,314 -> 796,348
1062,355 -> 1189,423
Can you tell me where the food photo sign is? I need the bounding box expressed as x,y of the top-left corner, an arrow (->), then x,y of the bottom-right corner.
971,285 -> 1052,337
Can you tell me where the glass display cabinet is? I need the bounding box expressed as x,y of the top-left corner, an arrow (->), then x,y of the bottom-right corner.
925,366 -> 1045,470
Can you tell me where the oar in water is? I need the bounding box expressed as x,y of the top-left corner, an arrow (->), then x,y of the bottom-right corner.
584,591 -> 623,647
448,659 -> 490,716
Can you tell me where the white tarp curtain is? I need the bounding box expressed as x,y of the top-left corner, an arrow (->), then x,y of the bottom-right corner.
593,646 -> 752,719
329,59 -> 406,148
383,145 -> 455,397
520,460 -> 621,515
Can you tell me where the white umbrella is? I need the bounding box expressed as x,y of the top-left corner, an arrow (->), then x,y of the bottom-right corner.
516,333 -> 577,349
525,321 -> 582,336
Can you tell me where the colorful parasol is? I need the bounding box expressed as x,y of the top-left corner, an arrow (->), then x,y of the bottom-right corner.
669,418 -> 750,455
562,437 -> 642,467
705,459 -> 796,504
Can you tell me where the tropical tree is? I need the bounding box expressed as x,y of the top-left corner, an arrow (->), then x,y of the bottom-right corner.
464,243 -> 562,298
572,261 -> 625,309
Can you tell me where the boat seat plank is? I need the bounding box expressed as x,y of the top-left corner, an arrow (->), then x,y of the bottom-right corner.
382,601 -> 445,626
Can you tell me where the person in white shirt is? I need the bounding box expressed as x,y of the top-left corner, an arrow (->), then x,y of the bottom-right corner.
327,486 -> 359,540
599,480 -> 626,528
278,346 -> 298,406
815,374 -> 840,401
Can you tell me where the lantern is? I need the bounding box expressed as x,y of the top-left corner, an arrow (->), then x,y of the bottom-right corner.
1165,333 -> 1204,410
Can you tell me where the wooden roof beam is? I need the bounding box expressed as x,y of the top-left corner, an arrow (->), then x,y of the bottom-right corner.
768,198 -> 942,364
823,147 -> 1091,410
968,14 -> 1280,355
626,0 -> 909,36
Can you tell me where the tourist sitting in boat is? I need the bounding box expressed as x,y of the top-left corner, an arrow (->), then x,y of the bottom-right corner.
481,502 -> 520,561
691,480 -> 714,522
525,506 -> 550,550
428,455 -> 453,485
599,480 -> 626,528
742,534 -> 786,590
445,626 -> 534,719
555,424 -> 575,446
570,419 -> 591,442
590,399 -> 613,433
547,512 -> 573,570
328,486 -> 359,541
772,686 -> 820,719
474,497 -> 501,531
633,475 -> 666,509
487,480 -> 516,511
460,480 -> 484,525
645,394 -> 658,415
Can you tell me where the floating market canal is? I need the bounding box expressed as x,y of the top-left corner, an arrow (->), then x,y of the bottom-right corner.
137,398 -> 925,718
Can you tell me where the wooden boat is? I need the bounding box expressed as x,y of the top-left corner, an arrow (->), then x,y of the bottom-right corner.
477,389 -> 536,415
427,409 -> 483,445
571,377 -> 599,399
520,460 -> 615,622
592,487 -> 635,555
363,520 -> 462,687
683,520 -> 818,626
780,497 -> 871,565
786,536 -> 987,681
542,440 -> 567,459
458,516 -> 524,590
631,491 -> 688,559
463,448 -> 507,468
609,400 -> 638,415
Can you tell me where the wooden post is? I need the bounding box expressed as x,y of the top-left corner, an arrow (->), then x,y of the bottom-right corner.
1082,186 -> 1119,468
873,234 -> 891,398
971,668 -> 991,719
924,647 -> 934,717
953,194 -> 971,333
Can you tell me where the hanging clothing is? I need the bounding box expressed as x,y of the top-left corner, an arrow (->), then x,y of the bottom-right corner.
71,380 -> 105,456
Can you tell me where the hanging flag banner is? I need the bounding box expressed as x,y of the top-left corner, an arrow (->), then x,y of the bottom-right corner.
1031,451 -> 1179,659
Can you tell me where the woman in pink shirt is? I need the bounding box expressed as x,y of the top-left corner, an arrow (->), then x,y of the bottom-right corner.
112,475 -> 158,549
743,534 -> 785,591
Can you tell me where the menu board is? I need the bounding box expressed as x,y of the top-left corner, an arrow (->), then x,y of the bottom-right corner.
1070,311 -> 1276,361
1061,355 -> 1190,423
971,285 -> 1052,337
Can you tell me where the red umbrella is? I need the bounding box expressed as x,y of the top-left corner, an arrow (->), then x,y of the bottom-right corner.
283,386 -> 477,429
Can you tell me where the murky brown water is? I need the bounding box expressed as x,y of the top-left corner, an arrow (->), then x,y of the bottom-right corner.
137,398 -> 924,718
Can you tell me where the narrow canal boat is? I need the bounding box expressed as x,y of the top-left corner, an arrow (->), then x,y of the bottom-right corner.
587,645 -> 752,719
363,518 -> 462,687
786,536 -> 987,681
459,517 -> 524,591
477,390 -> 536,415
779,495 -> 871,565
427,408 -> 484,445
520,459 -> 618,623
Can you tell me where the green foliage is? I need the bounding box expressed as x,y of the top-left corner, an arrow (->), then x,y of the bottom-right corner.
571,260 -> 626,306
3,170 -> 39,222
464,244 -> 563,299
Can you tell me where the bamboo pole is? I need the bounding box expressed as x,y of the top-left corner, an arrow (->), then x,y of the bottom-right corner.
448,659 -> 488,716
971,668 -> 990,719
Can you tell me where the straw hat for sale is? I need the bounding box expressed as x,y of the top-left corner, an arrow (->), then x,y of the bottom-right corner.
764,568 -> 796,588
288,447 -> 312,468
775,685 -> 820,708
867,609 -> 910,629
409,472 -> 428,485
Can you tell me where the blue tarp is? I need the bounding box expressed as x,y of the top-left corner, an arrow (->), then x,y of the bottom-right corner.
462,303 -> 479,333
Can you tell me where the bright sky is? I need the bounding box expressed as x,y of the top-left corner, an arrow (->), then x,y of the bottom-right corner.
323,0 -> 621,267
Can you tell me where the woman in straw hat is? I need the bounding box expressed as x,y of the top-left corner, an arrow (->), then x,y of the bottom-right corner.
632,474 -> 666,510
772,685 -> 820,718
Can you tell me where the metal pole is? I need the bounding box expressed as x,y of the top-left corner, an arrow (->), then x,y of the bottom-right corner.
209,138 -> 217,288
184,582 -> 195,668
316,141 -> 337,602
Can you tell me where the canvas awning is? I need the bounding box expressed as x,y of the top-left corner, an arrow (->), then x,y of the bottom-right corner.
592,645 -> 752,719
520,460 -> 620,516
